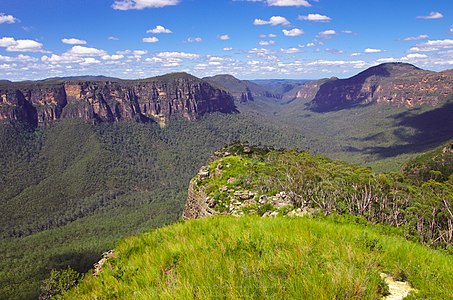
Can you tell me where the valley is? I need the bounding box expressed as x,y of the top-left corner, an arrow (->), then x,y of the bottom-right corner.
1,63 -> 453,299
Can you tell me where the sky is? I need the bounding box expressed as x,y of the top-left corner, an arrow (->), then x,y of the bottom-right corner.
0,0 -> 452,81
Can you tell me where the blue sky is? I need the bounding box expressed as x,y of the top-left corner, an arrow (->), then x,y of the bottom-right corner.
0,0 -> 452,80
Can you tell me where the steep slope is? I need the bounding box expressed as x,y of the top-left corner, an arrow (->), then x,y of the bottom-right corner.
64,216 -> 452,299
0,72 -> 236,128
0,112 -> 310,300
305,63 -> 453,112
203,74 -> 279,103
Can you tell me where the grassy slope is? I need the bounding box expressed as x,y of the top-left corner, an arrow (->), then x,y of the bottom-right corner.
64,216 -> 453,299
0,112 -> 309,300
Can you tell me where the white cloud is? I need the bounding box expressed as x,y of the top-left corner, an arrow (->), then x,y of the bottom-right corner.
41,54 -> 83,64
112,0 -> 180,10
67,45 -> 107,56
258,40 -> 275,46
416,12 -> 443,20
142,37 -> 159,43
409,39 -> 453,52
402,34 -> 429,41
282,28 -> 304,36
187,37 -> 202,43
0,37 -> 45,52
0,14 -> 18,24
405,53 -> 428,59
307,60 -> 366,67
281,47 -> 300,54
0,54 -> 37,62
364,48 -> 382,53
375,57 -> 397,64
451,26 -> 453,34
145,57 -> 163,63
62,38 -> 87,45
102,54 -> 124,60
80,57 -> 101,65
306,42 -> 316,47
133,50 -> 147,56
223,47 -> 233,51
266,0 -> 311,6
156,51 -> 200,59
298,13 -> 331,22
351,52 -> 361,56
219,34 -> 230,40
147,25 -> 172,34
317,29 -> 336,39
108,36 -> 119,40
253,16 -> 290,26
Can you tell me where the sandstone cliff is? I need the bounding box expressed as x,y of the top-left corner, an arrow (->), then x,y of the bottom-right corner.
293,63 -> 453,111
0,73 -> 236,128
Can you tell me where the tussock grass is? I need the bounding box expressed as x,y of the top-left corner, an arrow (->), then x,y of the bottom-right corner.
65,216 -> 453,299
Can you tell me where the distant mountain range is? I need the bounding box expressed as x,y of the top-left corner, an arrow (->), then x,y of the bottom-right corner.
1,63 -> 452,130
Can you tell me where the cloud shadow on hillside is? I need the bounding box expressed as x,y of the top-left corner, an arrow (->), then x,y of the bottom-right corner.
348,101 -> 453,158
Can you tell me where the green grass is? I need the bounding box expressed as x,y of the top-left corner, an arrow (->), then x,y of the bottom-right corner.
64,216 -> 453,299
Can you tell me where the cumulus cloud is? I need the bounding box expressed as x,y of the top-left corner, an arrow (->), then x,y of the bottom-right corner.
0,54 -> 37,62
0,37 -> 45,52
409,39 -> 453,52
62,38 -> 87,45
307,60 -> 366,68
108,36 -> 120,40
317,29 -> 336,39
253,16 -> 290,26
405,53 -> 428,59
223,47 -> 233,51
450,26 -> 453,34
112,0 -> 180,10
0,13 -> 18,24
147,25 -> 172,34
266,0 -> 311,6
282,28 -> 304,36
67,45 -> 107,56
142,37 -> 159,43
258,40 -> 275,46
218,34 -> 230,40
402,34 -> 429,41
156,51 -> 200,59
416,12 -> 443,20
102,54 -> 124,60
281,47 -> 300,54
187,37 -> 202,43
298,13 -> 331,22
364,48 -> 382,53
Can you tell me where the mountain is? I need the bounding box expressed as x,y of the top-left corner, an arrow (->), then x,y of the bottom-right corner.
292,63 -> 453,112
203,74 -> 280,103
0,72 -> 236,128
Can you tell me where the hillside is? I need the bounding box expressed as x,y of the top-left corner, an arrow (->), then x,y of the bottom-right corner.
0,114 -> 310,300
63,216 -> 453,299
0,72 -> 236,128
301,63 -> 453,112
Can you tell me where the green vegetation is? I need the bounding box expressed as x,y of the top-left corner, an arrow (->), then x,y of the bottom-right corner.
0,113 -> 308,300
39,267 -> 80,300
64,216 -> 453,299
197,144 -> 453,249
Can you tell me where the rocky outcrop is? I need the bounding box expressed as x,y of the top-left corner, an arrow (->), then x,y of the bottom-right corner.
182,145 -> 318,220
294,63 -> 453,112
0,73 -> 237,128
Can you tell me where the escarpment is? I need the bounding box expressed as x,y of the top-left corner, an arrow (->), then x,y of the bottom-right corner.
0,73 -> 236,128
